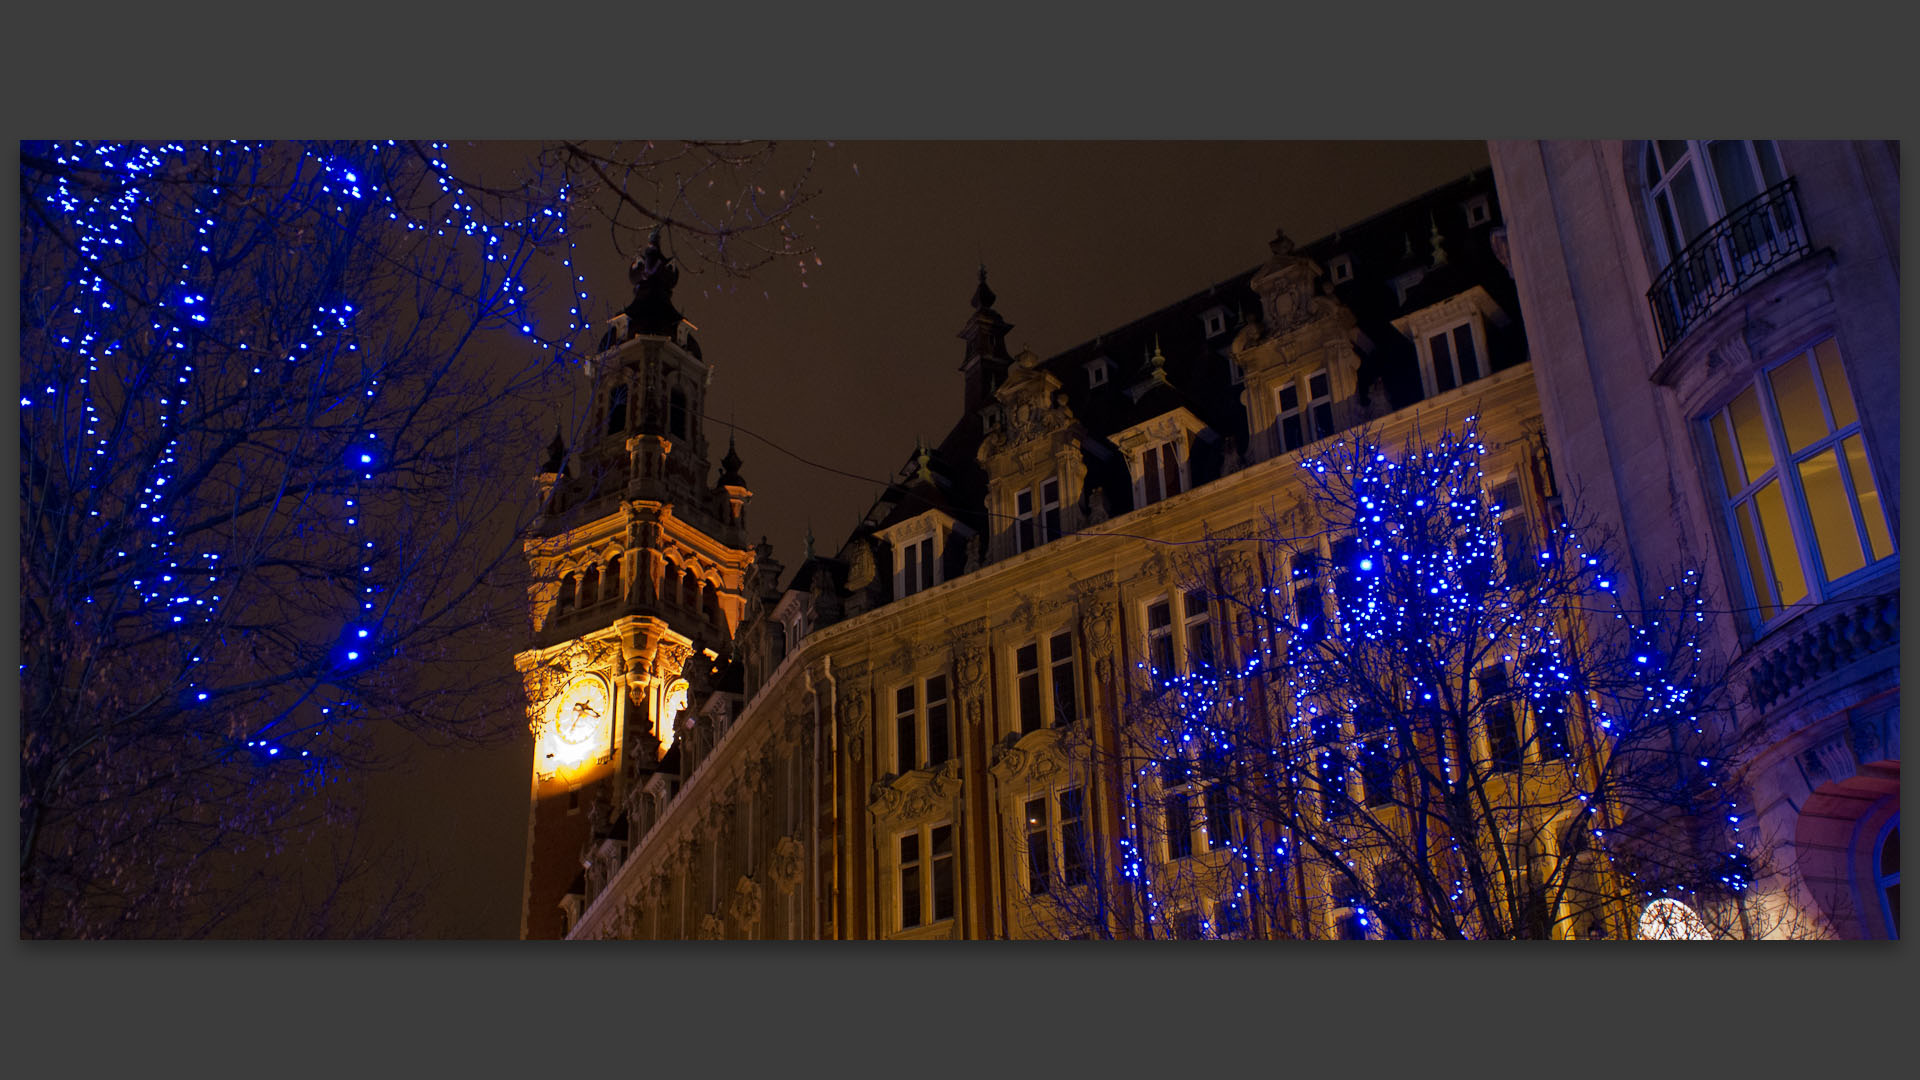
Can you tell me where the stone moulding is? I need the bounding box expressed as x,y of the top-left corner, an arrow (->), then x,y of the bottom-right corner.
1746,588 -> 1898,712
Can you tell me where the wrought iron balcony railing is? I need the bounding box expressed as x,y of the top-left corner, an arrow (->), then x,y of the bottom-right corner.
1647,177 -> 1810,352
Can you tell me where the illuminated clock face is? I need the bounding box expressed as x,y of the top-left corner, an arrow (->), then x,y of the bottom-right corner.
551,674 -> 611,755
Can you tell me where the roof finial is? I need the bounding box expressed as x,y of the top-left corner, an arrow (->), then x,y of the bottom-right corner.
1429,213 -> 1448,267
971,264 -> 997,312
803,521 -> 815,561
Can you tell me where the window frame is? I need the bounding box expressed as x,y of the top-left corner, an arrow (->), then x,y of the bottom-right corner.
896,821 -> 957,932
1275,367 -> 1334,454
893,672 -> 955,774
1418,317 -> 1488,399
1021,784 -> 1090,898
1640,140 -> 1787,268
1013,630 -> 1080,736
1874,815 -> 1899,940
1704,338 -> 1894,630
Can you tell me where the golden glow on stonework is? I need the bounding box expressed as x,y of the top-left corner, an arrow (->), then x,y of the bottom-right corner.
1638,898 -> 1712,940
659,678 -> 690,752
542,673 -> 611,775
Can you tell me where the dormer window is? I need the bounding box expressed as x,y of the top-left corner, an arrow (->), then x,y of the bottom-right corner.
1200,306 -> 1228,340
878,511 -> 959,601
1141,440 -> 1183,506
900,534 -> 935,596
1464,195 -> 1492,228
1115,409 -> 1208,512
1276,369 -> 1334,453
1086,357 -> 1112,388
1329,254 -> 1354,284
1423,320 -> 1484,397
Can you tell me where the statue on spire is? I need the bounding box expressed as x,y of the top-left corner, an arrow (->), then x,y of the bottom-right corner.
624,226 -> 685,335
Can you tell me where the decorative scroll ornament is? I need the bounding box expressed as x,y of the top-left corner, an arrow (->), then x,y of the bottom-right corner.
729,876 -> 763,928
770,836 -> 805,894
697,912 -> 725,940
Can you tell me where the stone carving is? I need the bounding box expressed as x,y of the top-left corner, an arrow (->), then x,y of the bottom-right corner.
521,638 -> 620,737
729,876 -> 763,929
697,911 -> 724,940
869,766 -> 963,826
954,636 -> 986,690
655,637 -> 694,681
886,638 -> 918,677
1137,547 -> 1168,585
1747,590 -> 1898,710
769,836 -> 804,895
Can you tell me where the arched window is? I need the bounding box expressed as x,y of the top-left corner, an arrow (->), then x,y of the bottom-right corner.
669,388 -> 689,440
607,384 -> 629,437
580,565 -> 599,607
1642,140 -> 1786,266
606,555 -> 622,605
1876,817 -> 1900,939
557,574 -> 576,613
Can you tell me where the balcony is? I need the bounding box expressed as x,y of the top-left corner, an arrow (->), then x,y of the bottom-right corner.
1647,178 -> 1810,353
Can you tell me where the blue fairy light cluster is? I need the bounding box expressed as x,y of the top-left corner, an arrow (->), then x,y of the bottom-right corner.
1094,419 -> 1749,938
21,140 -> 588,781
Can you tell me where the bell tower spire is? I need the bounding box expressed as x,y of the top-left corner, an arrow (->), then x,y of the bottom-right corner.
514,238 -> 757,939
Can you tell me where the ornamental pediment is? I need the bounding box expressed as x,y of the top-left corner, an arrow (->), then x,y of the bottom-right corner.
869,759 -> 963,826
989,725 -> 1072,785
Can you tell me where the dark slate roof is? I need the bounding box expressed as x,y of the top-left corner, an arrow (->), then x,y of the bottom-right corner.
784,168 -> 1515,594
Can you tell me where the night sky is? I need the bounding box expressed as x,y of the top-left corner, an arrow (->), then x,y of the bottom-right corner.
394,140 -> 1494,938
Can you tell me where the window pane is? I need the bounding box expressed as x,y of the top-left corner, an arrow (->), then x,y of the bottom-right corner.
1842,435 -> 1893,562
931,827 -> 954,920
927,699 -> 949,765
1311,401 -> 1333,442
1184,589 -> 1209,618
1734,502 -> 1778,621
1756,141 -> 1785,188
1060,788 -> 1087,886
1050,633 -> 1077,726
1799,449 -> 1867,581
1656,140 -> 1688,173
1279,384 -> 1299,411
1709,140 -> 1763,209
1754,480 -> 1808,608
1431,333 -> 1456,393
897,711 -> 917,774
1282,414 -> 1303,451
1162,441 -> 1182,497
920,537 -> 935,589
1143,447 -> 1162,504
1711,414 -> 1745,496
1768,356 -> 1828,453
1017,644 -> 1042,734
1026,798 -> 1050,896
1668,161 -> 1712,242
1454,324 -> 1480,382
1148,601 -> 1171,630
1204,785 -> 1234,848
1815,340 -> 1859,429
1308,371 -> 1329,399
1728,387 -> 1774,482
1655,195 -> 1682,259
1166,794 -> 1192,859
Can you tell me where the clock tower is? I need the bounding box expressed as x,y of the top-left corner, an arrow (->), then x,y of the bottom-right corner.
515,231 -> 756,939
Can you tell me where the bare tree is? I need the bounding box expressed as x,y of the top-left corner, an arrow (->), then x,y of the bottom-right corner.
18,139 -> 819,937
1032,421 -> 1780,940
